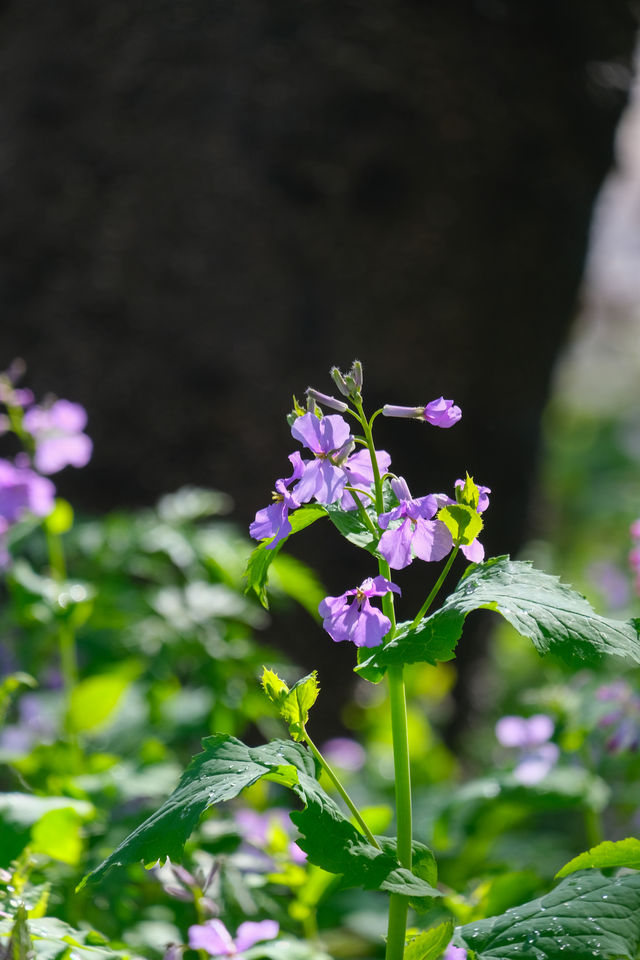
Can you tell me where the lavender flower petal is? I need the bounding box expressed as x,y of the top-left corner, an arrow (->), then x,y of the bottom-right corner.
234,920 -> 279,952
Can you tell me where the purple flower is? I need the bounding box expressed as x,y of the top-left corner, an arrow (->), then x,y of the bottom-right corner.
0,458 -> 56,565
321,737 -> 366,771
249,453 -> 305,547
339,447 -> 392,509
596,681 -> 640,753
290,412 -> 352,505
382,397 -> 462,427
377,477 -> 453,570
188,919 -> 279,957
319,575 -> 400,648
235,807 -> 306,864
495,714 -> 559,785
443,946 -> 467,960
23,400 -> 92,475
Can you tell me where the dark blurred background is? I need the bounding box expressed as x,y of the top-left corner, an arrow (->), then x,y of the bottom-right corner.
1,1 -> 638,730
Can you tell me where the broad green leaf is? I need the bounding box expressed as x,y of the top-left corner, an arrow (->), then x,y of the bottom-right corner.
30,809 -> 83,866
68,662 -> 142,734
556,838 -> 640,879
325,478 -> 397,553
356,557 -> 640,681
453,871 -> 640,959
438,504 -> 483,545
404,921 -> 454,960
82,736 -> 440,904
244,505 -> 326,608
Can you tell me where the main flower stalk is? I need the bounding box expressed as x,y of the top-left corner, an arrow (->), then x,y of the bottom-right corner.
354,400 -> 411,960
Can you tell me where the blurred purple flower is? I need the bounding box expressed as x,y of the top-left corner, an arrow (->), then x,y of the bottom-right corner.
597,681 -> 640,753
319,575 -> 400,648
587,561 -> 630,610
290,412 -> 352,505
321,737 -> 366,772
443,945 -> 467,960
382,397 -> 462,427
235,808 -> 307,864
0,458 -> 56,565
495,714 -> 558,785
378,477 -> 453,569
339,448 -> 391,510
249,453 -> 305,547
23,400 -> 92,475
188,919 -> 278,957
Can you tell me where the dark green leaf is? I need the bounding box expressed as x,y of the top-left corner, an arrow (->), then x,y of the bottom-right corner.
453,871 -> 640,959
83,735 -> 440,903
244,506 -> 326,608
6,904 -> 32,960
556,838 -> 640,879
356,557 -> 640,681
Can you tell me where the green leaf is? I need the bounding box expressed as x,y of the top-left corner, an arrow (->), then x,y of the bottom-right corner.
556,838 -> 640,879
82,735 -> 440,904
244,505 -> 326,608
438,504 -> 483,545
30,809 -> 83,866
325,502 -> 378,552
356,557 -> 640,681
454,871 -> 640,959
6,904 -> 32,960
261,669 -> 320,741
68,662 -> 142,734
404,921 -> 454,960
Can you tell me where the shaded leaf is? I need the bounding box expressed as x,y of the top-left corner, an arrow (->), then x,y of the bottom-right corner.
404,921 -> 454,960
244,506 -> 326,608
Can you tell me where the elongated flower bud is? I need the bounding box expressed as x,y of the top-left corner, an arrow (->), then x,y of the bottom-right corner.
305,388 -> 348,413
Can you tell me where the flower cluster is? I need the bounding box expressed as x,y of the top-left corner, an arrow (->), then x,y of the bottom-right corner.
250,364 -> 489,653
495,714 -> 559,785
0,363 -> 92,565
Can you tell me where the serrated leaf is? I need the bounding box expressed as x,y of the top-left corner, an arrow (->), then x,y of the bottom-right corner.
453,871 -> 640,959
356,557 -> 640,681
261,668 -> 289,705
556,838 -> 640,879
82,735 -> 440,904
438,504 -> 483,545
279,672 -> 320,741
404,921 -> 454,960
244,505 -> 326,609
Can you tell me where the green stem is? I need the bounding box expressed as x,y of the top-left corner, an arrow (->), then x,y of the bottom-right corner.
303,729 -> 380,850
385,664 -> 412,960
45,527 -> 78,734
410,545 -> 460,629
353,400 -> 409,958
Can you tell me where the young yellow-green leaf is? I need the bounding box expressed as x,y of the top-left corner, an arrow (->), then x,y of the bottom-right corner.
437,504 -> 483,546
404,921 -> 454,960
244,505 -> 327,609
454,871 -> 640,959
43,499 -> 74,535
556,838 -> 640,879
455,473 -> 480,510
261,667 -> 290,705
280,672 -> 320,741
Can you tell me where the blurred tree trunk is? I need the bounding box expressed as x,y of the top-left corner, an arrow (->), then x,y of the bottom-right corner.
0,0 -> 637,736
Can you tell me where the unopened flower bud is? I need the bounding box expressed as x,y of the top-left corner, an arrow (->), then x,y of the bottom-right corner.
330,366 -> 351,397
351,360 -> 363,390
382,405 -> 424,419
305,388 -> 348,413
333,438 -> 356,466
